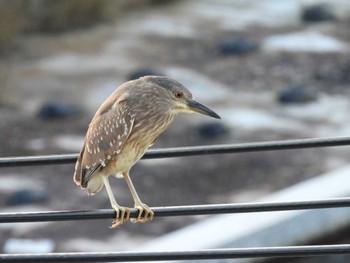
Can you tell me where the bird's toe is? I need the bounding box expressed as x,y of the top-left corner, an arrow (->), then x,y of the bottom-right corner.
131,203 -> 154,223
110,205 -> 130,228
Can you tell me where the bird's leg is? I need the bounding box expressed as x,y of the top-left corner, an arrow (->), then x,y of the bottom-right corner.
123,172 -> 154,223
102,176 -> 130,228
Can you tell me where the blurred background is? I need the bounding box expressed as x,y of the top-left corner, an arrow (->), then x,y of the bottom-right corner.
0,0 -> 350,262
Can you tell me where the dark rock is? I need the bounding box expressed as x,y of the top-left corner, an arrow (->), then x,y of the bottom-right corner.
219,37 -> 258,56
277,86 -> 317,104
196,122 -> 228,140
302,4 -> 336,22
127,69 -> 163,80
6,189 -> 49,206
37,102 -> 82,120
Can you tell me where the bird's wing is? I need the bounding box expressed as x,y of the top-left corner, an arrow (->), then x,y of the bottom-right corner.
73,97 -> 134,188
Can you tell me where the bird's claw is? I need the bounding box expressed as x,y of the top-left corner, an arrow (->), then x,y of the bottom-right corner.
131,202 -> 154,223
110,205 -> 131,228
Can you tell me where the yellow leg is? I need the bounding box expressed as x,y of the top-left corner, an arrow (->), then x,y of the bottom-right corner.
102,176 -> 130,228
123,172 -> 154,223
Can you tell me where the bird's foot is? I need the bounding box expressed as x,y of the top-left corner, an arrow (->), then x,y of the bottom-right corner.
110,204 -> 131,228
131,202 -> 154,223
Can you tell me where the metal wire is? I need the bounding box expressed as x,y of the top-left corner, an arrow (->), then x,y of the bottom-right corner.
2,244 -> 350,262
2,136 -> 350,261
1,197 -> 350,223
1,136 -> 350,167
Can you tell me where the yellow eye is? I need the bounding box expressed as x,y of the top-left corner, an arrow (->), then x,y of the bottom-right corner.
175,92 -> 184,99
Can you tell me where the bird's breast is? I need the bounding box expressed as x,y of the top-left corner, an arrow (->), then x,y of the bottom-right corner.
108,114 -> 175,175
111,139 -> 149,175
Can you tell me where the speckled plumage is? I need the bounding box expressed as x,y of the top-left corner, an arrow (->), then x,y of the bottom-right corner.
73,75 -> 220,228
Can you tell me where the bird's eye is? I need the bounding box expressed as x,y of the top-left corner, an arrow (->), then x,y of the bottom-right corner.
175,92 -> 184,99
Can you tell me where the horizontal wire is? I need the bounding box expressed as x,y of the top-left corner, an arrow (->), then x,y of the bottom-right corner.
2,244 -> 350,262
1,139 -> 349,261
1,197 -> 350,223
1,136 -> 350,168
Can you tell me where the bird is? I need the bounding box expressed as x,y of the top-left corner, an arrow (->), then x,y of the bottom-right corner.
73,76 -> 221,228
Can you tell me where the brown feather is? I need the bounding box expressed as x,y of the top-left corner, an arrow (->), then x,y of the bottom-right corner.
73,89 -> 135,188
73,141 -> 85,186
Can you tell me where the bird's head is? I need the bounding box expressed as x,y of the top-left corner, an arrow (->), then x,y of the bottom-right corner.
142,76 -> 221,120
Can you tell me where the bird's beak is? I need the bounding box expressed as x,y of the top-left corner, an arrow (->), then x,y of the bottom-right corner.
186,99 -> 221,119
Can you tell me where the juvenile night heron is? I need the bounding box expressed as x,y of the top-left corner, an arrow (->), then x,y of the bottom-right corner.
74,76 -> 220,228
